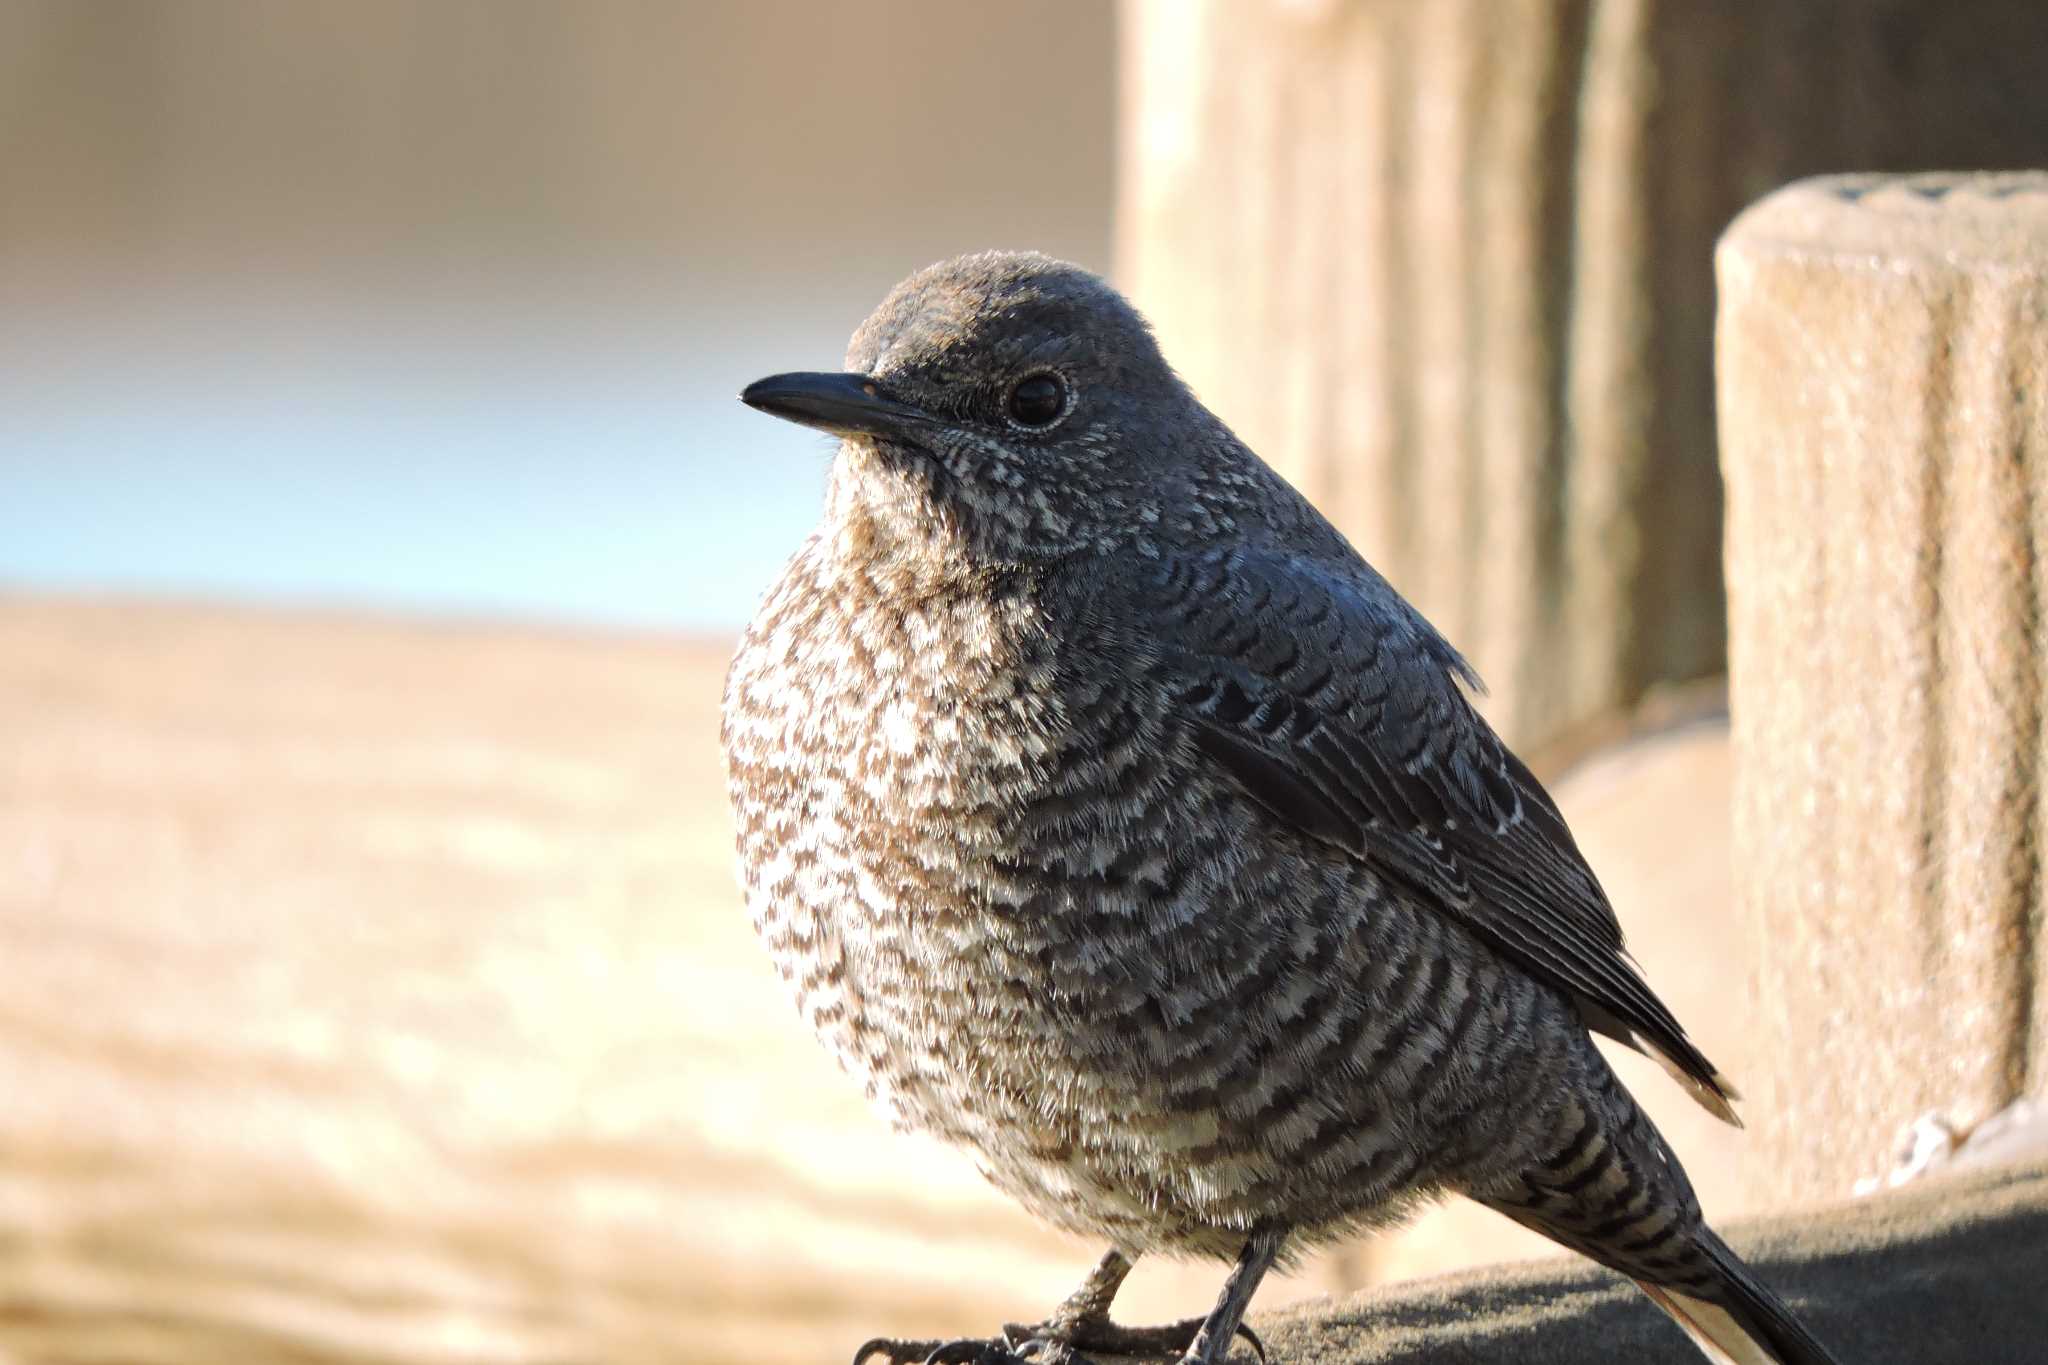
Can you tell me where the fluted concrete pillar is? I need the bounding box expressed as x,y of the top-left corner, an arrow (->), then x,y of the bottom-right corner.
1119,0 -> 2048,750
1718,173 -> 2048,1205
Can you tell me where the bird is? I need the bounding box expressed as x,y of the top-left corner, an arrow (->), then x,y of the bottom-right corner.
721,250 -> 1841,1365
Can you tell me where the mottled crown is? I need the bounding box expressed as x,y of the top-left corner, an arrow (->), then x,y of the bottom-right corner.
846,251 -> 1168,390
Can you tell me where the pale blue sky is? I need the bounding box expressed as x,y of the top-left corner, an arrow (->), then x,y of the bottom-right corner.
2,280 -> 852,634
0,2 -> 1114,637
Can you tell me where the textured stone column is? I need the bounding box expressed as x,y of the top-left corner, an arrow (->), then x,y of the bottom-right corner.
1119,0 -> 2048,750
1718,173 -> 2048,1205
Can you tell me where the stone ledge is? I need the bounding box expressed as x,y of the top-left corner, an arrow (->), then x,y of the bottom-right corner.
1251,1160 -> 2048,1362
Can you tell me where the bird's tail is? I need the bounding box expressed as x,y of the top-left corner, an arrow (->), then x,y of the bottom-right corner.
1477,1047 -> 1842,1364
1632,1229 -> 1839,1365
1489,1198 -> 1843,1365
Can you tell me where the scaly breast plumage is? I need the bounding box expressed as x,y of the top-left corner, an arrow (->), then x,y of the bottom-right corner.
722,557 -> 1075,1118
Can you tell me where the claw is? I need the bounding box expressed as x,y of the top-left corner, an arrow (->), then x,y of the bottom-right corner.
924,1342 -> 1009,1365
853,1339 -> 939,1365
1001,1335 -> 1094,1365
849,1337 -> 1033,1365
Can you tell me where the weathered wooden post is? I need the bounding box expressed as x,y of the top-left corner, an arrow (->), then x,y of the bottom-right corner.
1718,173 -> 2048,1204
1119,0 -> 2048,752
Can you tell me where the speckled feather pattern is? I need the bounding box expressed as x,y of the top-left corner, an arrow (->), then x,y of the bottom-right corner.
721,253 -> 1838,1364
728,535 -> 1578,1257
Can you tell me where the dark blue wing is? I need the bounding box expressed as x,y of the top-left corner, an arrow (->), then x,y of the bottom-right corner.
1116,546 -> 1738,1124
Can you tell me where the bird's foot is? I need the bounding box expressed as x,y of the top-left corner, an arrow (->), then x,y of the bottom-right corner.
852,1310 -> 1266,1365
1000,1312 -> 1267,1364
850,1315 -> 1267,1365
852,1335 -> 1032,1365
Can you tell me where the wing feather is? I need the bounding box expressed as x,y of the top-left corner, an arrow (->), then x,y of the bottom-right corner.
1122,547 -> 1739,1125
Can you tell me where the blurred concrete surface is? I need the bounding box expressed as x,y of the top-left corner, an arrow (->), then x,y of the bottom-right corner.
0,596 -> 1760,1364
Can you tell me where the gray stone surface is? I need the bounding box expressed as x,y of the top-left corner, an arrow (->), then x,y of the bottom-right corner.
1254,1160 -> 2048,1362
1119,0 -> 2048,752
1717,172 -> 2048,1206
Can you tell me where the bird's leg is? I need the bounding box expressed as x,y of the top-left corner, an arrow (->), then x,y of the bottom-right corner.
1000,1238 -> 1277,1365
1175,1230 -> 1283,1365
850,1239 -> 1274,1365
1004,1247 -> 1135,1345
851,1251 -> 1135,1365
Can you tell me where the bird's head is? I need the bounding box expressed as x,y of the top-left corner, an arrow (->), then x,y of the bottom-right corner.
742,251 -> 1257,568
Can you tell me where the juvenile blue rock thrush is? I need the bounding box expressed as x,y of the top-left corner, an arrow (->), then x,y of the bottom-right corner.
721,251 -> 1842,1365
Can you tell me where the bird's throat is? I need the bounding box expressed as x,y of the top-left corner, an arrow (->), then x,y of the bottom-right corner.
824,439 -> 995,586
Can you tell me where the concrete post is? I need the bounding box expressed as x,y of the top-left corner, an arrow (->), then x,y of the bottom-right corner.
1119,0 -> 2048,751
1718,173 -> 2048,1205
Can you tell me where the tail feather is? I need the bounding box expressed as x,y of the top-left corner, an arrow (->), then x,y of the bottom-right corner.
1488,1044 -> 1841,1364
1636,1282 -> 1768,1365
1637,1231 -> 1842,1365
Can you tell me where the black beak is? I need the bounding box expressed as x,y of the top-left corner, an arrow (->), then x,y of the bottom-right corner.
739,371 -> 932,440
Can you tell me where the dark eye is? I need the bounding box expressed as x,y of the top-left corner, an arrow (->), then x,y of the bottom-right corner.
1004,372 -> 1068,429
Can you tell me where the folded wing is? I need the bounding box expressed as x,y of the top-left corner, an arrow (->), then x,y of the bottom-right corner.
1118,546 -> 1739,1125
